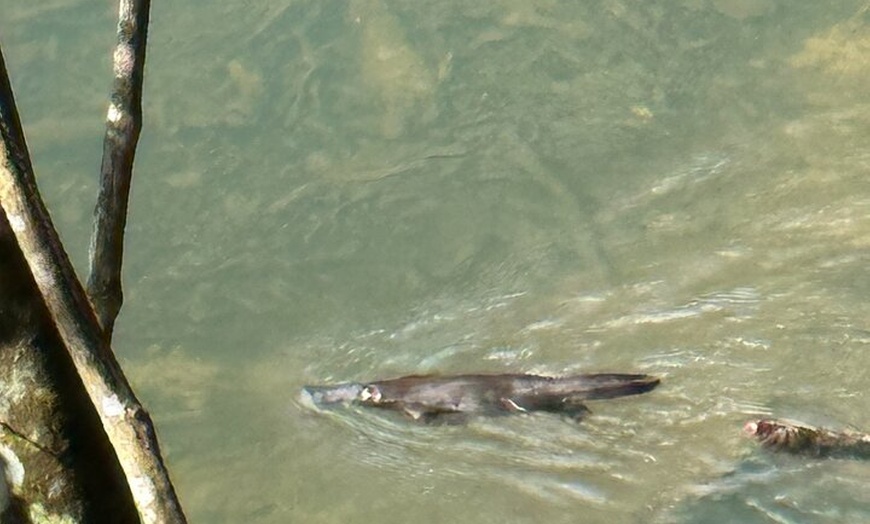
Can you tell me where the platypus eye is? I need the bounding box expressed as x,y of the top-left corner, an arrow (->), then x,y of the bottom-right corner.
359,385 -> 382,402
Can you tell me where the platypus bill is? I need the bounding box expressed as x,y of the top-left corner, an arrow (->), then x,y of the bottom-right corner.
303,372 -> 660,423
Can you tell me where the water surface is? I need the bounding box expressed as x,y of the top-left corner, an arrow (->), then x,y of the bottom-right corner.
1,0 -> 869,522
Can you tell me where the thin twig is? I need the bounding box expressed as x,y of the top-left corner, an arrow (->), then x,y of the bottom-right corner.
0,45 -> 186,524
88,0 -> 151,341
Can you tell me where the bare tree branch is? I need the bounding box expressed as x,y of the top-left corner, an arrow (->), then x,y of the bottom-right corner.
88,0 -> 151,341
0,44 -> 186,524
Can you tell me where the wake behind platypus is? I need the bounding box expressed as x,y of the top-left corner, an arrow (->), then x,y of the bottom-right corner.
303,372 -> 660,423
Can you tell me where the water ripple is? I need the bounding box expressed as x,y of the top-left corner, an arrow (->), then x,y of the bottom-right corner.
597,286 -> 762,329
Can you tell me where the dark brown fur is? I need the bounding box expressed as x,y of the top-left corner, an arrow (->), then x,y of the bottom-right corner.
744,418 -> 870,458
304,373 -> 660,422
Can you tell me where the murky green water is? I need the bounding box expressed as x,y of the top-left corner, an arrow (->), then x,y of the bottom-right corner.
2,0 -> 869,522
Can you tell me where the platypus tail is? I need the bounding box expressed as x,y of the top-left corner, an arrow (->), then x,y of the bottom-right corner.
571,373 -> 660,400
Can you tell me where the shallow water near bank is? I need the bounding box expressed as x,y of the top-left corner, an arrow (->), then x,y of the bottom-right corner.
1,0 -> 869,522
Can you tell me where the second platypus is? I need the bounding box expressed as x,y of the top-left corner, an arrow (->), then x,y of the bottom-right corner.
744,418 -> 870,459
303,372 -> 660,422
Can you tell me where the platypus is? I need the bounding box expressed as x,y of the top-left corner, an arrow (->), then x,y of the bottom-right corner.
303,373 -> 660,422
744,418 -> 870,459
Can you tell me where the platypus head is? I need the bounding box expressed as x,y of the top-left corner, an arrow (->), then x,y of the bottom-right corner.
358,384 -> 382,403
301,383 -> 364,406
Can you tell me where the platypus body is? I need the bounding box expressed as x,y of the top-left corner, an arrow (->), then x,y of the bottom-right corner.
744,418 -> 870,459
303,373 -> 660,422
